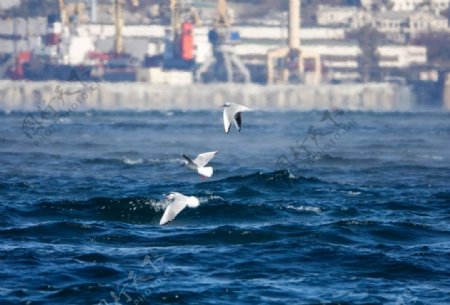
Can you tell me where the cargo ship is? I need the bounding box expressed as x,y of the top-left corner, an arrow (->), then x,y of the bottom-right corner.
8,14 -> 95,82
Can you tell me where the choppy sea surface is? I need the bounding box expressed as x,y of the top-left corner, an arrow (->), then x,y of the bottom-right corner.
0,110 -> 449,305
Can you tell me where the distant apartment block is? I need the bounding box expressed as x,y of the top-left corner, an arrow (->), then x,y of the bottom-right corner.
378,45 -> 427,67
377,10 -> 448,33
361,0 -> 450,12
233,42 -> 427,82
317,5 -> 449,35
316,5 -> 359,26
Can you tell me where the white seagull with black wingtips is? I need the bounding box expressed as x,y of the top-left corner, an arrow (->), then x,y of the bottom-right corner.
221,102 -> 251,133
159,192 -> 199,225
182,151 -> 218,178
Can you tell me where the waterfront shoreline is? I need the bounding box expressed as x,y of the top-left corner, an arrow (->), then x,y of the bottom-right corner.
0,80 -> 417,112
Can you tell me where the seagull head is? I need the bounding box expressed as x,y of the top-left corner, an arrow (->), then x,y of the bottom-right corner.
165,193 -> 176,200
221,102 -> 231,108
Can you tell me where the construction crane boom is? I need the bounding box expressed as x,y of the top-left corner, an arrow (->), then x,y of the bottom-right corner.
195,0 -> 250,83
114,0 -> 139,54
114,0 -> 124,54
58,0 -> 68,26
216,0 -> 229,27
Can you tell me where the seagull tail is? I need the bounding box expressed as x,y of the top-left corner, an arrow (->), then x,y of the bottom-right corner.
198,166 -> 213,178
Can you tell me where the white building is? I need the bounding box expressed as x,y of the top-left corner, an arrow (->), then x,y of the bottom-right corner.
316,5 -> 359,26
233,42 -> 427,81
361,0 -> 450,12
350,9 -> 448,41
75,24 -> 347,63
374,10 -> 448,35
408,10 -> 449,32
378,45 -> 427,67
238,26 -> 346,40
78,24 -> 347,41
392,0 -> 450,11
0,0 -> 19,10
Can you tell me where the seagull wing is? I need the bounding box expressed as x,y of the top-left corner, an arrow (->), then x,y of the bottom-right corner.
182,154 -> 196,167
230,103 -> 251,131
197,166 -> 213,178
224,103 -> 251,132
223,108 -> 232,133
193,151 -> 218,167
159,197 -> 188,225
232,103 -> 251,113
234,112 -> 242,131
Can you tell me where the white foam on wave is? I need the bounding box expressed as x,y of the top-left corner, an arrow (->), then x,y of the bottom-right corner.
126,198 -> 167,212
58,117 -> 72,124
287,205 -> 322,214
347,191 -> 361,196
122,157 -> 144,165
147,158 -> 183,164
199,195 -> 223,204
146,199 -> 168,213
417,154 -> 443,161
126,196 -> 211,214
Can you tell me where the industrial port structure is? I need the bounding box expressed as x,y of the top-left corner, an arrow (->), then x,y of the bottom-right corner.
3,0 -> 363,86
266,0 -> 321,85
1,0 -> 450,103
5,0 -> 258,84
2,0 -> 450,110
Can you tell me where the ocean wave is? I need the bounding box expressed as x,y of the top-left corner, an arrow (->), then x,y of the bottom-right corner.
110,122 -> 170,129
122,157 -> 144,165
432,191 -> 450,201
82,156 -> 181,166
0,221 -> 102,240
16,190 -> 329,226
286,205 -> 322,214
212,170 -> 323,187
417,154 -> 444,161
312,153 -> 382,165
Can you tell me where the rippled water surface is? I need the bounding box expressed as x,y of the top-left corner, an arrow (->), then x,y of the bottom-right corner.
0,110 -> 449,305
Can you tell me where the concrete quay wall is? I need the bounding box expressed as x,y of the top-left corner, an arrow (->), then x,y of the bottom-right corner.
0,81 -> 416,112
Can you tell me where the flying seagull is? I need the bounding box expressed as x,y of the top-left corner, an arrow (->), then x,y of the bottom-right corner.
159,192 -> 199,225
221,102 -> 251,133
182,151 -> 218,178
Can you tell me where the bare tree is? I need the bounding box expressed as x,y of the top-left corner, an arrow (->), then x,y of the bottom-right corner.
348,25 -> 386,82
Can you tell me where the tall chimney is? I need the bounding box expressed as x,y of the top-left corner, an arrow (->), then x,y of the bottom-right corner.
288,0 -> 300,49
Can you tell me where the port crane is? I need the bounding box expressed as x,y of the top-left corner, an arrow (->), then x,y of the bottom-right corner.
114,0 -> 139,54
159,0 -> 201,70
195,0 -> 250,83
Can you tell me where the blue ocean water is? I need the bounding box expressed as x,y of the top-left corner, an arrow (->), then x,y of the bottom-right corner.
0,110 -> 449,305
